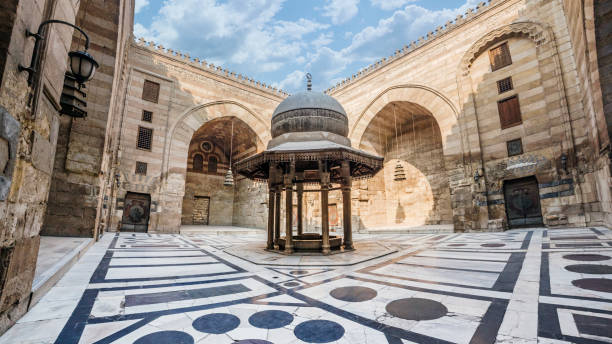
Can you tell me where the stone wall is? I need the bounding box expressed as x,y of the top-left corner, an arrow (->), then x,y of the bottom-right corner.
0,0 -> 80,334
181,172 -> 233,225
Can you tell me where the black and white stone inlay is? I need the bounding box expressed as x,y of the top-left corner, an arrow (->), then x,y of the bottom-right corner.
134,331 -> 194,344
565,264 -> 612,274
248,310 -> 294,329
571,278 -> 612,293
385,298 -> 448,321
294,320 -> 345,343
563,253 -> 611,261
192,313 -> 240,334
329,286 -> 377,302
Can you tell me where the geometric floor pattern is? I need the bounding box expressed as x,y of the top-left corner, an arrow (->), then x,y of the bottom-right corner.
1,227 -> 611,343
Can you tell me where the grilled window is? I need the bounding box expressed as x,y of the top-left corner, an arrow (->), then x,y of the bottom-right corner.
142,110 -> 153,122
497,77 -> 513,94
507,138 -> 523,157
135,161 -> 148,175
193,154 -> 203,171
142,80 -> 160,103
137,126 -> 153,150
498,96 -> 522,129
208,156 -> 218,173
489,42 -> 512,71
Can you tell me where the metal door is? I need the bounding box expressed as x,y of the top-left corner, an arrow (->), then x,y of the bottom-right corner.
121,192 -> 151,232
504,177 -> 543,228
193,196 -> 210,225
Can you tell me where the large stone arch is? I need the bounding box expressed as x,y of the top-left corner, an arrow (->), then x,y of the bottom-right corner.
349,85 -> 463,157
156,100 -> 271,232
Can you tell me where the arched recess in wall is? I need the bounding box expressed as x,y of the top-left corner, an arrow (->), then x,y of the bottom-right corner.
349,85 -> 463,158
456,21 -> 576,158
162,100 -> 271,197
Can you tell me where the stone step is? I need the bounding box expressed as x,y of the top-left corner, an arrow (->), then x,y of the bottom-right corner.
359,225 -> 454,234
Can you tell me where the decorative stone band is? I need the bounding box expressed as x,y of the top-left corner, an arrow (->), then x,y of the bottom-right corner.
234,148 -> 383,182
271,108 -> 349,138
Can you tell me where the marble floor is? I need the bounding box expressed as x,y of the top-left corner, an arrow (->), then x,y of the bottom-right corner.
2,227 -> 611,344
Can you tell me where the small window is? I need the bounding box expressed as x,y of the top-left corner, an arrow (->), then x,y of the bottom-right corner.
135,161 -> 148,175
142,80 -> 160,103
208,156 -> 218,173
507,138 -> 523,157
489,42 -> 512,71
498,95 -> 522,129
137,126 -> 153,150
193,154 -> 203,171
142,110 -> 153,122
497,77 -> 513,94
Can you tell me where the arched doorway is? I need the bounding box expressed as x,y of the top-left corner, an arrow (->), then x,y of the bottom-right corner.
358,101 -> 453,229
181,117 -> 262,226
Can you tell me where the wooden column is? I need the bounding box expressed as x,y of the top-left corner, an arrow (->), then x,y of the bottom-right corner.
296,182 -> 303,236
274,186 -> 281,246
284,175 -> 294,253
267,186 -> 275,249
341,160 -> 353,250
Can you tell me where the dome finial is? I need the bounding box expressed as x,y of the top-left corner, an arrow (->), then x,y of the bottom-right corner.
306,73 -> 312,91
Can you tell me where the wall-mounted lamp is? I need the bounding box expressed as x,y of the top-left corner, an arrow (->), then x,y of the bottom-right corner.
560,153 -> 567,172
19,20 -> 98,86
474,169 -> 482,183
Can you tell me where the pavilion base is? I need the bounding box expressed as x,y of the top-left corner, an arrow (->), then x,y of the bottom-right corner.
275,234 -> 349,255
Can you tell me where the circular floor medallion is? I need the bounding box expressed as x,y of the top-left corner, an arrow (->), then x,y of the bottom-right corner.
481,243 -> 505,247
235,340 -> 273,344
571,278 -> 612,293
385,298 -> 448,321
134,331 -> 194,344
330,286 -> 377,302
284,281 -> 300,287
565,264 -> 612,274
192,313 -> 240,334
563,254 -> 611,262
248,310 -> 294,329
447,243 -> 466,247
294,320 -> 345,343
290,270 -> 309,275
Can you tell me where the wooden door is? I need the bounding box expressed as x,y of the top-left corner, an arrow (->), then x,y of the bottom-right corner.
121,192 -> 151,232
504,177 -> 543,228
329,204 -> 338,228
193,196 -> 210,225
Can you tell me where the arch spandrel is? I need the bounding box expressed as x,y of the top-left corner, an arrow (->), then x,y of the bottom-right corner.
350,85 -> 461,156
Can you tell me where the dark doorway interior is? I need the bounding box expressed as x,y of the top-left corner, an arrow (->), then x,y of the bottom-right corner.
121,192 -> 151,232
503,176 -> 543,228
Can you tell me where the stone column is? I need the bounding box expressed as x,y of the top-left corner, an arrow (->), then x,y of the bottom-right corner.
284,174 -> 294,253
274,186 -> 281,246
341,160 -> 353,250
267,186 -> 275,249
296,182 -> 303,236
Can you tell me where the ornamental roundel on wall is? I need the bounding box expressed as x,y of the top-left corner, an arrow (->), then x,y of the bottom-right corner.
200,141 -> 213,153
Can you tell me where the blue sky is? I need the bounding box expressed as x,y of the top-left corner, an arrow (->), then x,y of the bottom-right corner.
134,0 -> 479,92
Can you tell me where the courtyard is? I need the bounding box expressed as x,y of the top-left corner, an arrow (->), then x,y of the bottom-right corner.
1,227 -> 610,344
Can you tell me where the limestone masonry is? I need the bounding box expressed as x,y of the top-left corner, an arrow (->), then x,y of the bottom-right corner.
0,0 -> 610,335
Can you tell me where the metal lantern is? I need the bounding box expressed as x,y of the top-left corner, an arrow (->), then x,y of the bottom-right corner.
68,50 -> 98,84
394,162 -> 406,181
223,168 -> 234,186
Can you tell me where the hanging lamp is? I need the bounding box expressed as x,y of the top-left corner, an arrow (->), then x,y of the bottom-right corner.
392,104 -> 406,181
224,119 -> 235,186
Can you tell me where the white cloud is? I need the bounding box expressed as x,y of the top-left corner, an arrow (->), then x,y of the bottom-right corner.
370,0 -> 415,11
135,0 -> 150,13
322,0 -> 359,25
276,70 -> 306,90
312,32 -> 334,48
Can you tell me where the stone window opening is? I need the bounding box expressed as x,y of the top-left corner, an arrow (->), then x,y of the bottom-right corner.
142,110 -> 153,122
489,42 -> 512,71
507,138 -> 523,157
137,126 -> 153,151
497,77 -> 513,94
142,80 -> 160,103
208,155 -> 218,173
498,95 -> 522,129
193,154 -> 203,172
135,161 -> 147,175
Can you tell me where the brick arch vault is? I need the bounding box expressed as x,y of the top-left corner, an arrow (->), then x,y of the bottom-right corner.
156,100 -> 271,233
